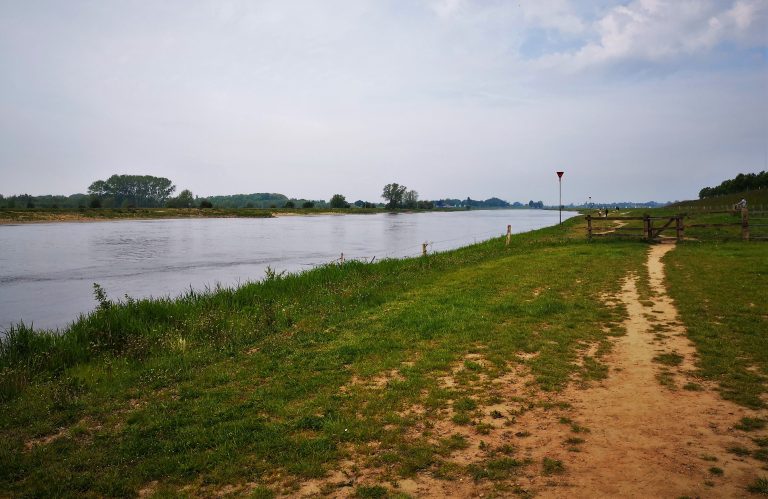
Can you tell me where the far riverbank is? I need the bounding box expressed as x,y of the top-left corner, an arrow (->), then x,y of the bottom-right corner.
0,206 -> 487,224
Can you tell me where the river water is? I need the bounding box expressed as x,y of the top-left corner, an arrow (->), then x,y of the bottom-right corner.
0,210 -> 575,331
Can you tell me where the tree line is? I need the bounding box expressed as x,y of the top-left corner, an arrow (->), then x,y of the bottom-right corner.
1,175 -> 548,211
699,171 -> 767,199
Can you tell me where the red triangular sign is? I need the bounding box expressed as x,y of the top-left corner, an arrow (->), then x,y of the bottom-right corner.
556,171 -> 564,178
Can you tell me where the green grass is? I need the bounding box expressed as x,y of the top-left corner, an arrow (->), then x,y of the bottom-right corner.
653,352 -> 684,367
664,242 -> 768,408
669,189 -> 768,211
748,477 -> 768,495
0,216 -> 687,495
736,418 -> 767,432
542,457 -> 565,475
708,466 -> 724,476
467,457 -> 529,481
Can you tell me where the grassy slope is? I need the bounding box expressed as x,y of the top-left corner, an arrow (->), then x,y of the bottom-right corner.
669,189 -> 768,211
0,218 -> 647,496
664,242 -> 768,408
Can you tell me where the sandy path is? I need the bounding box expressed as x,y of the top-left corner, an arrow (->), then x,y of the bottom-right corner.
273,243 -> 767,498
546,243 -> 766,498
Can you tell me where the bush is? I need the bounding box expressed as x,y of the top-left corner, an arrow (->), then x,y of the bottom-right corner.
330,194 -> 349,208
199,200 -> 213,209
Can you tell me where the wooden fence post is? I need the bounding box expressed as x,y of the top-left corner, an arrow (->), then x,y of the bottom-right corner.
586,216 -> 592,240
675,216 -> 682,242
422,242 -> 428,256
742,208 -> 749,241
506,225 -> 511,246
643,215 -> 650,240
340,252 -> 344,264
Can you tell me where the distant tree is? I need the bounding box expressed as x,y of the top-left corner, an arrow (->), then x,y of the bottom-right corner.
88,175 -> 175,207
354,200 -> 377,208
403,190 -> 419,209
482,197 -> 510,208
203,193 -> 288,208
199,199 -> 213,209
699,171 -> 768,199
302,201 -> 315,209
284,200 -> 295,208
416,200 -> 434,209
382,183 -> 407,209
89,197 -> 102,208
167,189 -> 195,208
330,194 -> 349,208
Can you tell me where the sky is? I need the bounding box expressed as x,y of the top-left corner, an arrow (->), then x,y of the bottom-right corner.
0,0 -> 766,204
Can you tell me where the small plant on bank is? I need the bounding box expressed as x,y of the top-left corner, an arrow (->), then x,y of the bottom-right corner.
748,477 -> 768,495
454,397 -> 477,411
542,457 -> 565,475
92,283 -> 112,310
736,417 -> 766,432
355,485 -> 388,498
727,445 -> 751,456
653,352 -> 684,366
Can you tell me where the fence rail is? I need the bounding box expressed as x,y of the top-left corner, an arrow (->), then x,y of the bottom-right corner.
586,208 -> 761,242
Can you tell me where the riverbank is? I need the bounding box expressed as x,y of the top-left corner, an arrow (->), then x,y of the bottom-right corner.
0,207 -> 274,224
0,207 -> 479,224
1,216 -> 766,497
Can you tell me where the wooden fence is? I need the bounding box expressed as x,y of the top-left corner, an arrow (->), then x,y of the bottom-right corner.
586,208 -> 766,241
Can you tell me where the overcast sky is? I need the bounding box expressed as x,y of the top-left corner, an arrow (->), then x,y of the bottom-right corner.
0,0 -> 766,203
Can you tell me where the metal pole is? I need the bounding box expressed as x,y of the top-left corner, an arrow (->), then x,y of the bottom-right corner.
559,177 -> 562,224
556,171 -> 564,224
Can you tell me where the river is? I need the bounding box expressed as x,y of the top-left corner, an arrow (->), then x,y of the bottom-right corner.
0,209 -> 576,331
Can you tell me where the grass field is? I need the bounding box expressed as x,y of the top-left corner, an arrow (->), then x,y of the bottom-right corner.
1,214 -> 766,496
668,188 -> 768,211
665,242 -> 768,408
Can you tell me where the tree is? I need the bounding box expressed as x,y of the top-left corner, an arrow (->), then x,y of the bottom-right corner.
382,183 -> 407,209
284,201 -> 295,208
416,200 -> 434,209
403,190 -> 419,209
199,200 -> 213,208
167,189 -> 195,208
88,175 -> 176,207
302,201 -> 315,209
329,194 -> 349,208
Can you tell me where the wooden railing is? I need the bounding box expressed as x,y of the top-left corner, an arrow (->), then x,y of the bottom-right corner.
586,208 -> 760,241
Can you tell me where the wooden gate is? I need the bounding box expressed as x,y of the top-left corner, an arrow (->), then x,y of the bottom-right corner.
586,209 -> 757,241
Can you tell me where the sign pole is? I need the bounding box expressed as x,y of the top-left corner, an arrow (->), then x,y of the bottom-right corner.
556,171 -> 564,224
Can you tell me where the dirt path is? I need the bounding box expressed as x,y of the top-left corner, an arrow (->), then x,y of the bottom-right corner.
546,243 -> 766,497
278,243 -> 767,498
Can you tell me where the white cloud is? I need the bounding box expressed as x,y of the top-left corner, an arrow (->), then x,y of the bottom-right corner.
537,0 -> 768,70
518,0 -> 586,35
